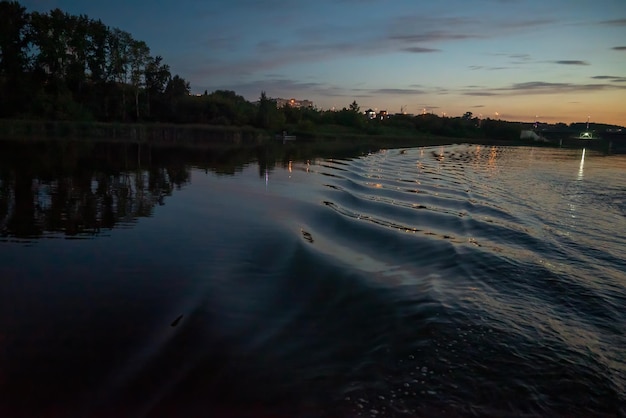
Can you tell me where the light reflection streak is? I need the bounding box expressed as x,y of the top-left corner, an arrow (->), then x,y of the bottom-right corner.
569,148 -> 586,218
577,148 -> 585,181
488,146 -> 498,173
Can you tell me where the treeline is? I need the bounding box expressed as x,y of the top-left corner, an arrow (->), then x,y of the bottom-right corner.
0,1 -> 532,141
377,111 -> 525,141
0,1 -> 190,122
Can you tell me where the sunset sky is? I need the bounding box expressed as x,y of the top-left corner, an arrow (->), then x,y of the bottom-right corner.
21,0 -> 626,125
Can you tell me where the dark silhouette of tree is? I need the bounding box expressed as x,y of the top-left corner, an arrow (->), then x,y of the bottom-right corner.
129,40 -> 150,120
255,91 -> 285,130
165,75 -> 190,98
163,74 -> 190,121
106,28 -> 133,120
144,55 -> 171,119
0,1 -> 30,117
256,91 -> 272,129
205,90 -> 255,125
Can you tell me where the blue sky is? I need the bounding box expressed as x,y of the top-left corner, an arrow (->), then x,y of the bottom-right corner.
22,0 -> 626,125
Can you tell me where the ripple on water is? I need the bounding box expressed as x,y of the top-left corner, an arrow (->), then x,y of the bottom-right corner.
299,145 -> 626,416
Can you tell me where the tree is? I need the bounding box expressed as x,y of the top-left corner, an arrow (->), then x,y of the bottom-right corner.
205,90 -> 255,125
85,18 -> 108,84
349,100 -> 360,113
256,91 -> 272,128
0,1 -> 30,116
165,74 -> 190,98
64,14 -> 91,97
129,39 -> 149,120
164,74 -> 190,121
256,91 -> 284,130
29,9 -> 68,82
0,1 -> 29,75
106,28 -> 133,120
144,55 -> 170,118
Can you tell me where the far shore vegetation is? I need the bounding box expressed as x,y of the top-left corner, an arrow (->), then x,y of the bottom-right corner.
1,0 -> 623,147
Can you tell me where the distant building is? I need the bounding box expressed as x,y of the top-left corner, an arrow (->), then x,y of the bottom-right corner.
275,98 -> 314,109
365,109 -> 389,120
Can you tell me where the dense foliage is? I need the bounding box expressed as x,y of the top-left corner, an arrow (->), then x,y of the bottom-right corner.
0,1 -> 187,122
4,0 -> 612,142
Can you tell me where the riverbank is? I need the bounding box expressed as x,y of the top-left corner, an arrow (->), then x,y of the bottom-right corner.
0,119 -> 537,150
0,119 -> 269,145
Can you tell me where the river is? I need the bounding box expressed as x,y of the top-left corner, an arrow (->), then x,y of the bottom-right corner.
1,141 -> 624,417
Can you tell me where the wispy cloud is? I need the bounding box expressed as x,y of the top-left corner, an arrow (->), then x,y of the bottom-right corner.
553,60 -> 589,65
402,47 -> 441,53
203,35 -> 241,51
462,80 -> 626,96
368,88 -> 427,95
508,53 -> 532,62
464,91 -> 500,96
187,6 -> 570,86
591,75 -> 626,82
510,81 -> 622,92
469,65 -> 510,71
612,46 -> 626,51
204,77 -> 345,100
599,18 -> 626,26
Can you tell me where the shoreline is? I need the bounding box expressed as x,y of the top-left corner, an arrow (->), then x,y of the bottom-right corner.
0,118 -> 614,152
0,119 -> 528,147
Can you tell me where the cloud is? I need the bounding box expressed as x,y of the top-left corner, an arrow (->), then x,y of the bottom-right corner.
402,47 -> 441,53
591,75 -> 626,82
469,65 -> 510,70
612,46 -> 626,51
203,35 -> 240,50
464,92 -> 500,96
492,18 -> 555,30
204,77 -> 421,104
190,15 -> 484,81
599,18 -> 626,26
461,80 -> 626,96
509,81 -> 614,92
368,88 -> 427,95
553,60 -> 589,65
389,32 -> 478,43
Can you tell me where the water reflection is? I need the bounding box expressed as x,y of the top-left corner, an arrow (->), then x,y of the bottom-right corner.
577,148 -> 586,181
1,141 -> 625,416
0,141 -> 192,240
0,139 -> 386,241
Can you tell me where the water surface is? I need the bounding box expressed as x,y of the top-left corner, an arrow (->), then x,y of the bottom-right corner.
1,142 -> 625,417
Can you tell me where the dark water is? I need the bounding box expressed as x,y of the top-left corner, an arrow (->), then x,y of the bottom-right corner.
1,141 -> 625,417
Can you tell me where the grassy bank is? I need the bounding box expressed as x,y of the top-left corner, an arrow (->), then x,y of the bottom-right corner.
0,119 -> 269,145
0,119 -> 534,150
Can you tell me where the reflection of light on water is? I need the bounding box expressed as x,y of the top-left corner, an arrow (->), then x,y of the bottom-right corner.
570,148 -> 586,217
488,146 -> 498,171
577,148 -> 585,181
